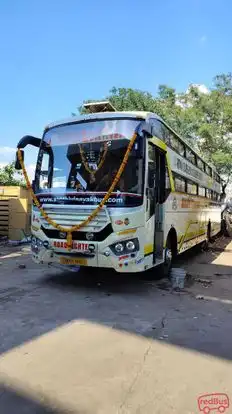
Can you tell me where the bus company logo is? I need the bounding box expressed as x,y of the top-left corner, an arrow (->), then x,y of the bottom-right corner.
198,393 -> 229,413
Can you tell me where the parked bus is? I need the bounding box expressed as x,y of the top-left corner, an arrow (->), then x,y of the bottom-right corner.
15,101 -> 223,275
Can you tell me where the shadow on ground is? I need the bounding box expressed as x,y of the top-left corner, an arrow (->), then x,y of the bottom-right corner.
0,384 -> 71,414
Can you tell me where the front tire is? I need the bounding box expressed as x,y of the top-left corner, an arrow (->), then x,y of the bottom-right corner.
161,247 -> 173,277
159,234 -> 177,278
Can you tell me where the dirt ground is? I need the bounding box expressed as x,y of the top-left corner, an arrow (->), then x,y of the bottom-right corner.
0,237 -> 232,413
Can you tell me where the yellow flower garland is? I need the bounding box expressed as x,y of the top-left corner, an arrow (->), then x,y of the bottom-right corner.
17,131 -> 137,250
79,142 -> 108,176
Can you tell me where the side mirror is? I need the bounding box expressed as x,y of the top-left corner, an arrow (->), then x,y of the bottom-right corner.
15,135 -> 41,170
31,179 -> 36,192
15,150 -> 24,170
17,135 -> 41,149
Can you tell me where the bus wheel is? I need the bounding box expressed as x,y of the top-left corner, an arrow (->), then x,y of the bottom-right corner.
162,247 -> 173,277
160,232 -> 177,278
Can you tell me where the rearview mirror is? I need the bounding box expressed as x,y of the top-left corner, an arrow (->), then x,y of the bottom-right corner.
15,135 -> 42,170
17,135 -> 41,149
15,149 -> 24,170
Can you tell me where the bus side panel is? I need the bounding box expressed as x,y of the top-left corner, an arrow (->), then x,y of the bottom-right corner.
164,192 -> 221,254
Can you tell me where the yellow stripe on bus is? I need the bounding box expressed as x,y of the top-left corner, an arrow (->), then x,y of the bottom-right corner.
166,153 -> 175,192
144,243 -> 153,255
150,136 -> 167,151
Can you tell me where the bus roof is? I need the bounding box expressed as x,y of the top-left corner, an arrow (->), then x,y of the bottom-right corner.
45,111 -> 157,129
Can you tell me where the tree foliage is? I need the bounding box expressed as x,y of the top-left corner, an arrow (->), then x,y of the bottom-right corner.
0,162 -> 25,186
78,73 -> 232,189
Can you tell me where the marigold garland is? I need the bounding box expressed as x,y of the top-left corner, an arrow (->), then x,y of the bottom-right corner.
79,142 -> 108,176
17,132 -> 137,250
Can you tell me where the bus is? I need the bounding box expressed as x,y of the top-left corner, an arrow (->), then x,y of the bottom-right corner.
15,101 -> 223,275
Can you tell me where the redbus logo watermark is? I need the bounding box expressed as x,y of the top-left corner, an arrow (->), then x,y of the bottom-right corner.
198,393 -> 229,413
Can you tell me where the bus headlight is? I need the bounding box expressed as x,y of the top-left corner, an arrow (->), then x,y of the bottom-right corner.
126,240 -> 135,251
110,238 -> 139,256
115,243 -> 124,253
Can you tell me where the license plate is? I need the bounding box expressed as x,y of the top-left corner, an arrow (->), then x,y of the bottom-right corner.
59,257 -> 87,266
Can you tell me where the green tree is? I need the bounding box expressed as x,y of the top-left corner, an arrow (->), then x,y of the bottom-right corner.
77,73 -> 232,190
0,162 -> 25,186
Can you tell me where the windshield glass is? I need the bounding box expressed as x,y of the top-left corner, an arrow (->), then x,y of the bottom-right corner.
35,118 -> 144,207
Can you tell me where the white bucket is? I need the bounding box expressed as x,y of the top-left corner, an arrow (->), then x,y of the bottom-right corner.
170,268 -> 186,289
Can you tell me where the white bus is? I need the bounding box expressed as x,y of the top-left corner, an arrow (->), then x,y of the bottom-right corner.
15,102 -> 223,275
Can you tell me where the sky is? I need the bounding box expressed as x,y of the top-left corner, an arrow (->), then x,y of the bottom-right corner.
0,0 -> 232,170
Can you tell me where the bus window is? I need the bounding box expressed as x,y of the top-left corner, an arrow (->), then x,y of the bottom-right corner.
170,134 -> 179,153
198,186 -> 206,197
158,124 -> 172,145
205,165 -> 212,176
39,153 -> 49,189
150,119 -> 164,141
206,189 -> 212,199
169,132 -> 185,156
148,142 -> 156,188
174,175 -> 186,192
186,149 -> 196,165
197,158 -> 205,172
178,141 -> 185,156
212,191 -> 220,201
187,181 -> 197,195
165,162 -> 172,199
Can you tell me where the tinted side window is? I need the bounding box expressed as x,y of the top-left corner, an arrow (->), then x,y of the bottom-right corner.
187,181 -> 197,195
161,126 -> 174,147
212,191 -> 220,201
163,127 -> 186,156
205,165 -> 212,176
150,119 -> 164,140
197,158 -> 205,171
199,186 -> 206,197
186,149 -> 196,165
174,175 -> 186,192
147,142 -> 156,188
160,124 -> 170,144
170,133 -> 180,153
178,141 -> 185,156
206,189 -> 212,199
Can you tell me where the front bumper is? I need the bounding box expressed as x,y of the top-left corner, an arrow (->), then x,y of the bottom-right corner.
31,233 -> 148,273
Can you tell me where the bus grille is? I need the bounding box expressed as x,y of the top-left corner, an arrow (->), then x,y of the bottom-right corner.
40,204 -> 109,232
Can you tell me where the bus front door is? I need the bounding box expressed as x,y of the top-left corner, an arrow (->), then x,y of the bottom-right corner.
147,142 -> 166,264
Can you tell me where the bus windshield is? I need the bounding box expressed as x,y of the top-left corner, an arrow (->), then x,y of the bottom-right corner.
35,118 -> 144,207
